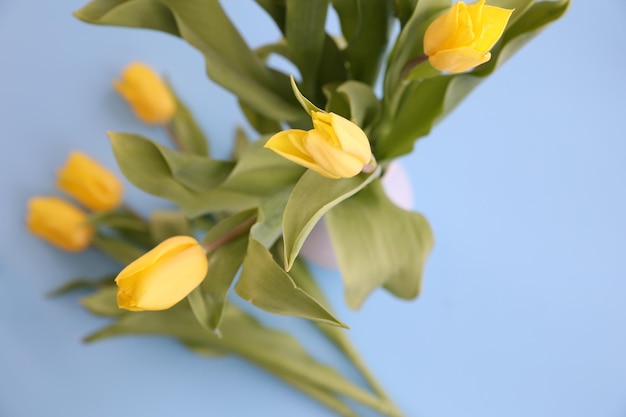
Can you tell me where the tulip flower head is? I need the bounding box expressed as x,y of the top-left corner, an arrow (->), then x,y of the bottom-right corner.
115,236 -> 208,311
114,62 -> 176,124
56,151 -> 123,212
424,0 -> 513,73
264,111 -> 372,179
26,196 -> 93,252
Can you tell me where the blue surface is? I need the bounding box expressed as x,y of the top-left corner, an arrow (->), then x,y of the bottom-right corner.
2,1 -> 625,416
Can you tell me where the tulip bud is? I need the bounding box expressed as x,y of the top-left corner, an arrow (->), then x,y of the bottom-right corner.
115,236 -> 208,311
113,62 -> 176,125
424,0 -> 513,74
26,197 -> 93,252
56,151 -> 123,212
264,111 -> 372,179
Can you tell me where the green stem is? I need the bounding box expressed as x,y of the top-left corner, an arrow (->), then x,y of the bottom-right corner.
317,324 -> 405,417
202,214 -> 257,254
287,260 -> 406,416
163,121 -> 183,151
232,345 -> 401,417
400,53 -> 428,79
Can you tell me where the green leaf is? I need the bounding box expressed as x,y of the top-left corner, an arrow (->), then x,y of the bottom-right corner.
74,0 -> 303,122
84,302 -> 388,414
286,0 -> 329,97
235,239 -> 347,327
157,143 -> 234,192
74,0 -> 180,34
238,99 -> 282,135
167,85 -> 210,156
331,0 -> 392,85
290,75 -> 324,115
92,232 -> 145,265
232,127 -> 250,160
109,132 -> 256,216
90,210 -> 147,232
47,275 -> 115,297
81,286 -> 124,317
335,81 -> 380,129
90,209 -> 153,247
251,188 -> 293,249
315,36 -> 350,100
326,179 -> 433,309
391,0 -> 415,26
253,0 -> 287,33
282,167 -> 380,271
149,210 -> 191,242
217,137 -> 304,196
201,236 -> 248,331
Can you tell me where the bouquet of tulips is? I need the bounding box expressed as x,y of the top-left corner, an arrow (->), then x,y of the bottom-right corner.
27,0 -> 569,415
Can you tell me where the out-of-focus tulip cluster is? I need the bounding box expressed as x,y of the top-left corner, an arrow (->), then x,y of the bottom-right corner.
27,151 -> 123,252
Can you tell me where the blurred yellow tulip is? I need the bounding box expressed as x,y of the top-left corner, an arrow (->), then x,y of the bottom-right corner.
115,236 -> 208,311
26,197 -> 93,252
114,62 -> 176,124
264,111 -> 372,179
424,0 -> 513,73
57,151 -> 123,212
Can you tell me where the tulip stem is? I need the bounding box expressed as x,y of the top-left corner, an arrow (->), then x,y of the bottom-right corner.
400,53 -> 428,79
202,214 -> 258,254
163,122 -> 183,151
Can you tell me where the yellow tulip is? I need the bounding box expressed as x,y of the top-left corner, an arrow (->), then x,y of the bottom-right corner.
264,111 -> 372,179
424,0 -> 513,73
115,236 -> 208,311
56,151 -> 123,212
26,197 -> 93,252
113,62 -> 176,124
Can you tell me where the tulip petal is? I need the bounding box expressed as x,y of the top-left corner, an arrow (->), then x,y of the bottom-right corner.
115,236 -> 208,311
26,197 -> 93,252
130,245 -> 207,310
304,130 -> 364,178
329,113 -> 371,164
424,2 -> 463,55
114,62 -> 176,125
311,111 -> 341,148
429,47 -> 491,73
264,129 -> 336,177
473,5 -> 514,52
56,151 -> 123,211
115,236 -> 198,284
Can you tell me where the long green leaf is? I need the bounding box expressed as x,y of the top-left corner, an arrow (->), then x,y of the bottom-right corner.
286,0 -> 329,97
92,232 -> 145,265
83,291 -> 385,414
331,0 -> 391,85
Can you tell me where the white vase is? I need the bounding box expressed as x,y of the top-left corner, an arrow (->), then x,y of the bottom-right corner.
300,161 -> 413,268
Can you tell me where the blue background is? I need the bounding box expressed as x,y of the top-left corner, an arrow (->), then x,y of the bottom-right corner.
1,1 -> 625,416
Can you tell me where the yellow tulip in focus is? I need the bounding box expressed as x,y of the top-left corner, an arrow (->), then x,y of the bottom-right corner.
424,0 -> 513,74
57,151 -> 123,212
264,111 -> 372,179
113,62 -> 176,124
26,197 -> 93,252
115,236 -> 208,311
